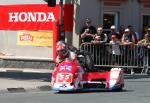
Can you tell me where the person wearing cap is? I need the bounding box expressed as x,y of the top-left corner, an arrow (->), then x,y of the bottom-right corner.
80,18 -> 96,43
121,28 -> 136,74
137,28 -> 150,74
138,28 -> 150,45
121,28 -> 135,45
108,25 -> 120,42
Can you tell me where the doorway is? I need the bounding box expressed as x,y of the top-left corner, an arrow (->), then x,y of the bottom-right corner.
103,12 -> 119,34
142,15 -> 150,38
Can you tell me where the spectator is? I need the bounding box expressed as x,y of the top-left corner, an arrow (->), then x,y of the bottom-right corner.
91,27 -> 108,64
121,28 -> 136,74
91,27 -> 108,44
121,28 -> 136,45
109,35 -> 121,65
108,25 -> 120,42
138,29 -> 150,45
128,25 -> 139,43
118,25 -> 125,39
142,26 -> 149,39
137,28 -> 150,74
80,18 -> 96,43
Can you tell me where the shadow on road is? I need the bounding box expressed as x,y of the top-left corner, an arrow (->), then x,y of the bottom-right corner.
0,72 -> 52,82
53,89 -> 133,94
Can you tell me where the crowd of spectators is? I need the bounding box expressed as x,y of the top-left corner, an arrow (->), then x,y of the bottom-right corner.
80,18 -> 150,45
80,18 -> 150,48
80,18 -> 150,71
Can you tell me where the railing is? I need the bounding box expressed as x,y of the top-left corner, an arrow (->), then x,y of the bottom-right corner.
80,43 -> 150,74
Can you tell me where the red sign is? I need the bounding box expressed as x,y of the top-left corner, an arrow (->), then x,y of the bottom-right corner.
0,4 -> 73,31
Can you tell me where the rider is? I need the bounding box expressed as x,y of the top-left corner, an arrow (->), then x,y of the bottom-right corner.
55,41 -> 85,74
55,41 -> 76,63
56,41 -> 94,72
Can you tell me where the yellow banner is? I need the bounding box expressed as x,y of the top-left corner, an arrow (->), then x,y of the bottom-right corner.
17,31 -> 53,46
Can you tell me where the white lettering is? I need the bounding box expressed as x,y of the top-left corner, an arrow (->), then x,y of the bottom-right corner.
8,12 -> 56,22
28,12 -> 37,22
19,12 -> 28,22
8,12 -> 19,22
46,12 -> 55,22
20,33 -> 33,41
37,12 -> 47,22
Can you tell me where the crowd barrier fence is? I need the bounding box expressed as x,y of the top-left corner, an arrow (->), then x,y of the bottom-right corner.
80,43 -> 150,74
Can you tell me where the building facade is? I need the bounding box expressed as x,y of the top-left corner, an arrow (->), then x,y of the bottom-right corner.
0,0 -> 150,60
72,0 -> 150,47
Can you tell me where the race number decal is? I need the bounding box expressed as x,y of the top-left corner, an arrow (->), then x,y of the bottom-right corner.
56,73 -> 73,83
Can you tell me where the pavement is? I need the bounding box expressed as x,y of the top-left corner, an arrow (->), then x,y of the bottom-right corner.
0,68 -> 53,94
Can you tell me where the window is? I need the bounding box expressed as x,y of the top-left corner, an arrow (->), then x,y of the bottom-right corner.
143,15 -> 150,34
103,12 -> 119,34
143,15 -> 150,28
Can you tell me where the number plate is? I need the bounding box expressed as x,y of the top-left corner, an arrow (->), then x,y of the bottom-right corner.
56,73 -> 73,83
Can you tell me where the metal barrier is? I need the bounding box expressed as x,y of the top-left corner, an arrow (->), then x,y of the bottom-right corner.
80,43 -> 150,74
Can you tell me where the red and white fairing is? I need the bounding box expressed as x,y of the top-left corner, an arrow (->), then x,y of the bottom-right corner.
51,59 -> 124,92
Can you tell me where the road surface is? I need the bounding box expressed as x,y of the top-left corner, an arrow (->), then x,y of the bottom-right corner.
0,77 -> 150,103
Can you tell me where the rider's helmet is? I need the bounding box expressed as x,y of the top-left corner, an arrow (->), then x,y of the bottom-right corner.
56,41 -> 69,58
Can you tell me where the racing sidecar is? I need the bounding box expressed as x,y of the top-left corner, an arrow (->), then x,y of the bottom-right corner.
51,59 -> 124,92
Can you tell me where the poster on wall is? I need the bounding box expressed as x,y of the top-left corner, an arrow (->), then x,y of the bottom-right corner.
17,31 -> 53,46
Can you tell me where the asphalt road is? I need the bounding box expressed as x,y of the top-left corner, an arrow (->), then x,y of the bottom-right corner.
0,78 -> 150,103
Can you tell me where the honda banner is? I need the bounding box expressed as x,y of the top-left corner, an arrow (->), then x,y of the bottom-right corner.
0,4 -> 73,31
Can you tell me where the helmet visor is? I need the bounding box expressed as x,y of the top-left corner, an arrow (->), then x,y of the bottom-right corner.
57,49 -> 66,55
